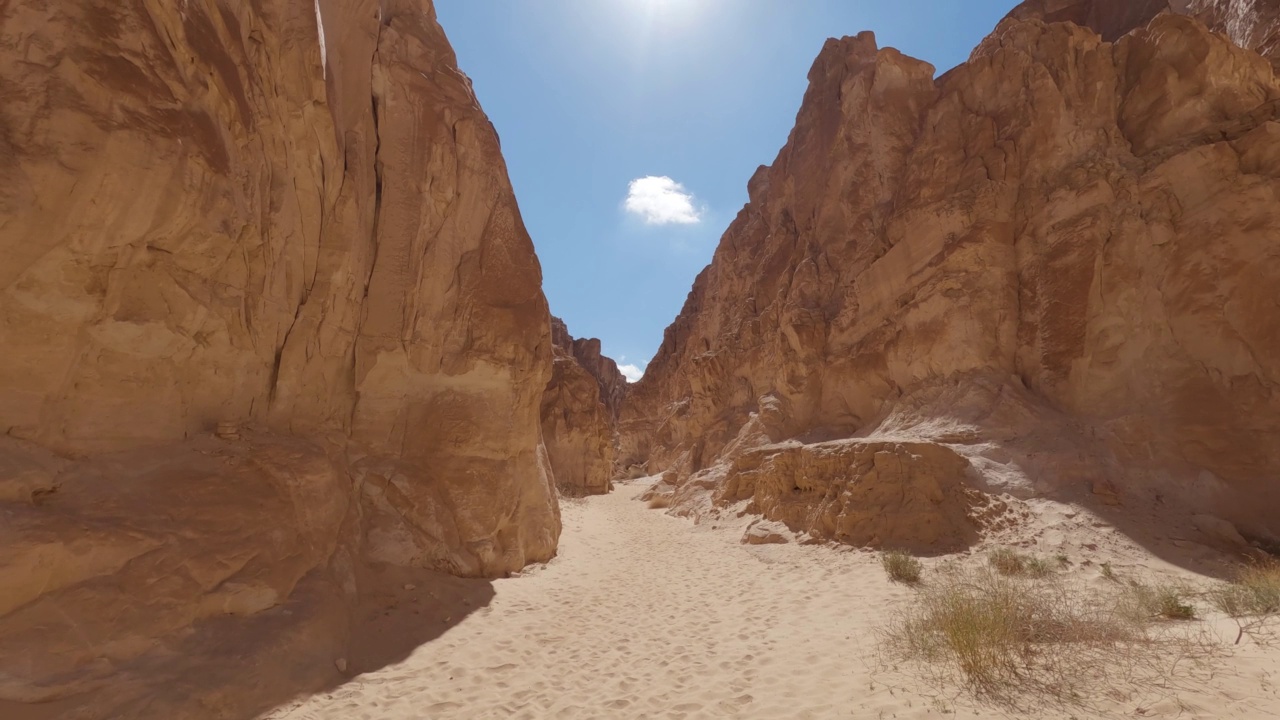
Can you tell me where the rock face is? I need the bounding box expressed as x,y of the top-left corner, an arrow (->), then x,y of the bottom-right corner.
0,435 -> 350,705
552,318 -> 629,419
1009,0 -> 1280,60
1,0 -> 558,712
621,9 -> 1280,549
541,318 -> 622,495
1,0 -> 557,571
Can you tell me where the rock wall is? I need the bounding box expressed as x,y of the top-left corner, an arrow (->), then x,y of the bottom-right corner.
568,335 -> 629,419
541,318 -> 621,495
1,0 -> 559,711
0,0 -> 557,573
1009,0 -> 1280,60
621,9 -> 1280,548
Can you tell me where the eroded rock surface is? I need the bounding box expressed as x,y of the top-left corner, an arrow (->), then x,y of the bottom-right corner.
1009,0 -> 1280,61
1,0 -> 558,713
621,12 -> 1280,549
541,318 -> 620,495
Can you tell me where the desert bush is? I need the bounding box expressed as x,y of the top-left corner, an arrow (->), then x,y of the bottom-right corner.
880,566 -> 1214,710
1121,583 -> 1197,621
882,550 -> 923,584
988,549 -> 1054,577
1211,561 -> 1280,618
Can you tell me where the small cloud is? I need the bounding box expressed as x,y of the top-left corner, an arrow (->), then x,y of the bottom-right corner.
618,363 -> 645,383
624,176 -> 702,225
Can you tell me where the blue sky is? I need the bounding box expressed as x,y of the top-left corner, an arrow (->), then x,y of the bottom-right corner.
435,0 -> 1018,381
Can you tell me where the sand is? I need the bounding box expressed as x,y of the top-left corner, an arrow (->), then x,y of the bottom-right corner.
263,480 -> 1280,720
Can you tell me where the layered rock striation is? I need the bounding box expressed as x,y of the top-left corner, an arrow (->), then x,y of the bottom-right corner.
541,318 -> 624,495
0,0 -> 565,712
621,8 -> 1280,550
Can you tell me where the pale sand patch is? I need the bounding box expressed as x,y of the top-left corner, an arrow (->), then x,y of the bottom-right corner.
263,481 -> 1280,719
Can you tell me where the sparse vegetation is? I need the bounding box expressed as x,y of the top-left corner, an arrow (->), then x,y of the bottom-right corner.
880,565 -> 1216,710
882,550 -> 923,585
646,493 -> 673,510
1100,562 -> 1117,582
1023,556 -> 1054,578
1121,582 -> 1197,621
1210,561 -> 1280,644
1210,561 -> 1280,618
987,548 -> 1054,577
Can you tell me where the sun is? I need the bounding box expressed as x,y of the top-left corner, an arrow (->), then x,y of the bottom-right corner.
632,0 -> 704,26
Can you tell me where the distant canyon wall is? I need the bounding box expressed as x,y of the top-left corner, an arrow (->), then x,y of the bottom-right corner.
541,318 -> 626,495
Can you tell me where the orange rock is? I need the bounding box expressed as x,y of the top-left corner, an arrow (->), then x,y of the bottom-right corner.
0,0 -> 558,577
541,318 -> 620,495
0,0 -> 569,710
622,12 -> 1280,546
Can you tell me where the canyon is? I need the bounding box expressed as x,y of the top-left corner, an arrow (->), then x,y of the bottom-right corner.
0,0 -> 1278,717
622,0 -> 1280,556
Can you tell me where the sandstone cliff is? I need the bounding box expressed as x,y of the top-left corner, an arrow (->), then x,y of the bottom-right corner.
1,0 -> 559,713
541,318 -> 621,495
621,9 -> 1280,551
1009,0 -> 1280,61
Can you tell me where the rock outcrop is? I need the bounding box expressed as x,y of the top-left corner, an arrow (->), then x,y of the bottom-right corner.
621,9 -> 1280,550
1009,0 -> 1280,61
1,0 -> 558,713
541,318 -> 621,495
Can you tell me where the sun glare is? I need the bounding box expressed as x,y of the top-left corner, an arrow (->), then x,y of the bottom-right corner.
632,0 -> 704,26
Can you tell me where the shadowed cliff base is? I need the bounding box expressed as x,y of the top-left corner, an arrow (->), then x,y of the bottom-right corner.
3,565 -> 493,720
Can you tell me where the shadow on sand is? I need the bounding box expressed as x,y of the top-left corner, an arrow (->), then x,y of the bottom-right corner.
4,564 -> 496,720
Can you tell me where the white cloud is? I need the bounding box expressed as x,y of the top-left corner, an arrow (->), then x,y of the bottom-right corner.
623,176 -> 702,225
618,363 -> 645,383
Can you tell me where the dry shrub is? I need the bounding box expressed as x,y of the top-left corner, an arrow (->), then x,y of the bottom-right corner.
646,494 -> 673,510
882,550 -> 923,585
880,566 -> 1216,711
1211,560 -> 1280,644
987,548 -> 1054,578
1211,561 -> 1280,618
1121,582 -> 1197,621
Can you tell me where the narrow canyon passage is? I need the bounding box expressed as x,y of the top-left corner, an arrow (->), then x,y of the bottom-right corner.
262,484 -> 1280,720
264,482 -> 914,720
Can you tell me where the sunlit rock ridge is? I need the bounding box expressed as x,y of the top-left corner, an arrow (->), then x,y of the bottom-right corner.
620,0 -> 1280,551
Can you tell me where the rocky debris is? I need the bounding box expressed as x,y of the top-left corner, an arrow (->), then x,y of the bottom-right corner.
722,440 -> 998,553
620,9 -> 1280,548
741,519 -> 791,545
1192,513 -> 1252,551
541,318 -> 619,495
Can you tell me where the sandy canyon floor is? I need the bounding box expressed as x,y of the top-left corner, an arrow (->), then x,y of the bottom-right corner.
263,481 -> 1280,720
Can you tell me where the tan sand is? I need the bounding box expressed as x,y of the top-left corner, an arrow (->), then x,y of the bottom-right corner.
264,480 -> 1280,720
